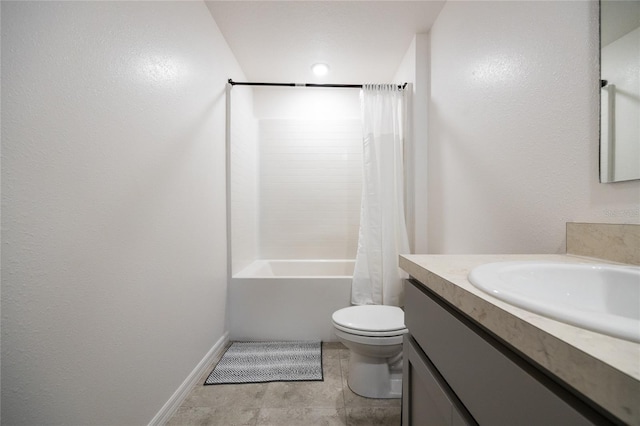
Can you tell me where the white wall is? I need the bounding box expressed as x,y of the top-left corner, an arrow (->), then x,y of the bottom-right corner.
1,2 -> 249,424
393,34 -> 430,254
252,88 -> 362,260
428,0 -> 640,254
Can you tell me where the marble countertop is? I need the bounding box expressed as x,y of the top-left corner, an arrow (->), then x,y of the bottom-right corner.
399,254 -> 640,426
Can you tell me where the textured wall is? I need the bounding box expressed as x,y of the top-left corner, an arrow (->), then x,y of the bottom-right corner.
428,1 -> 640,254
1,2 -> 247,424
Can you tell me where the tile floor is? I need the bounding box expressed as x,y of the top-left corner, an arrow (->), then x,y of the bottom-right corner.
168,342 -> 402,426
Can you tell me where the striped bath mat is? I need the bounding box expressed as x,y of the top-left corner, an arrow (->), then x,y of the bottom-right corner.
204,341 -> 323,385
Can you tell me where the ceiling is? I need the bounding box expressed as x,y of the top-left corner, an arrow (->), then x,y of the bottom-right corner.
205,1 -> 446,84
600,0 -> 640,47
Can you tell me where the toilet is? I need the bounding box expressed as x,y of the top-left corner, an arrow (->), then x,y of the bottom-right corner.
331,305 -> 408,399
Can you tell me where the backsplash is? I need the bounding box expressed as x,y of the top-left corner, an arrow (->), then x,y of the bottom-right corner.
566,222 -> 640,265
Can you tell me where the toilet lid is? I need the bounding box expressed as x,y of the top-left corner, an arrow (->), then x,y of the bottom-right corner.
332,305 -> 406,333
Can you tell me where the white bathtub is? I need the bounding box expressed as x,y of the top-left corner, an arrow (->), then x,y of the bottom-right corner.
229,260 -> 354,342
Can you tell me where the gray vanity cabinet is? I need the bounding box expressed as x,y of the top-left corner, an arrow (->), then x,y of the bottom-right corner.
403,333 -> 475,426
402,279 -> 615,426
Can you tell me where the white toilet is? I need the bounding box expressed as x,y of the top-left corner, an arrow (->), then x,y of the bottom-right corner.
332,305 -> 408,399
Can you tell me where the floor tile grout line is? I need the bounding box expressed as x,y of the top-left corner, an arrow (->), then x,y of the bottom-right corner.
340,354 -> 350,426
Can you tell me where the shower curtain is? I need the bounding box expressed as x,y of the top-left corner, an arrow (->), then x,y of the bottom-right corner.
351,84 -> 410,307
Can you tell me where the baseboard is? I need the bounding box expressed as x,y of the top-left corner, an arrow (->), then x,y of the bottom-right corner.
148,332 -> 229,426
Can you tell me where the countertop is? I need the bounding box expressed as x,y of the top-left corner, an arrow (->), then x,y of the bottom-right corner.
399,254 -> 640,426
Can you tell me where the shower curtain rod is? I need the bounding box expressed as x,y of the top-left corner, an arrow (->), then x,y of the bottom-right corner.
228,79 -> 408,90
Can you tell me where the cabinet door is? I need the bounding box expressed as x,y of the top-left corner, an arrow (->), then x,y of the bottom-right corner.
402,335 -> 476,426
404,279 -> 613,426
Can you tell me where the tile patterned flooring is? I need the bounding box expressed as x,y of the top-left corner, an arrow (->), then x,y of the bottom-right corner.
168,342 -> 402,426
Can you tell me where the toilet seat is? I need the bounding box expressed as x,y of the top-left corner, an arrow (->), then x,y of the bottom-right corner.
333,327 -> 406,346
332,305 -> 407,337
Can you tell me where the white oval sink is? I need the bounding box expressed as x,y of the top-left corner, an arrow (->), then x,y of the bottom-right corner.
468,262 -> 640,343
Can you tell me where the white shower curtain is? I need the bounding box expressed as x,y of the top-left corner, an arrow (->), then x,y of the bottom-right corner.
351,84 -> 410,307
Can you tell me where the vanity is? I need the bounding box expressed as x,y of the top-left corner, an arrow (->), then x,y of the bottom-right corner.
399,252 -> 640,426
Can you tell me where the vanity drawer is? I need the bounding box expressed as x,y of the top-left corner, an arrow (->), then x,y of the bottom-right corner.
404,279 -> 612,426
402,334 -> 476,426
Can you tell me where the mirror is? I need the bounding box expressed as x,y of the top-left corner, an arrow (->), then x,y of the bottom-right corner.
600,1 -> 640,183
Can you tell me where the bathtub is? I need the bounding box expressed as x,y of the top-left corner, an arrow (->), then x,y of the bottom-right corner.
229,260 -> 354,342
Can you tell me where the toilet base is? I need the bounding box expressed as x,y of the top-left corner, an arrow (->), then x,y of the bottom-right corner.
347,351 -> 403,399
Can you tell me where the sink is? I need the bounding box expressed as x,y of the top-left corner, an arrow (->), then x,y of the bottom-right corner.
468,261 -> 640,343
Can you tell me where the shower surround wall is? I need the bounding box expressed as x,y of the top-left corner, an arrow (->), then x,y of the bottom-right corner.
259,118 -> 363,259
228,88 -> 362,341
230,87 -> 363,264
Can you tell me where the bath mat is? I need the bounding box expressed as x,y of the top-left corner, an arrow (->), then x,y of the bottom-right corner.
204,341 -> 323,385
